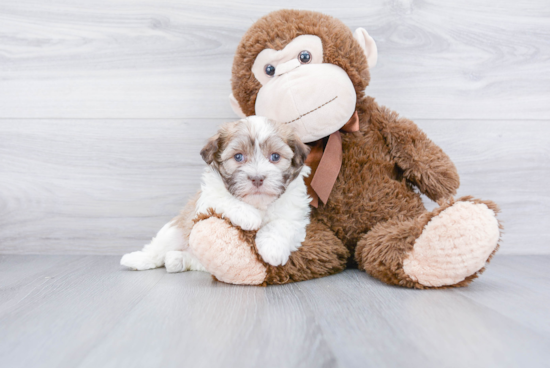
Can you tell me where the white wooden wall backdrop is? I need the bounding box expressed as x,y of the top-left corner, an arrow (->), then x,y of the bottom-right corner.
0,0 -> 548,254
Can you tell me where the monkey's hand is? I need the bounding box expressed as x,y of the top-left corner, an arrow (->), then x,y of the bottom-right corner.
378,107 -> 460,201
190,215 -> 267,285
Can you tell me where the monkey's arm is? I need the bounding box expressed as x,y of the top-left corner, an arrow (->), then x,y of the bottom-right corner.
376,107 -> 460,202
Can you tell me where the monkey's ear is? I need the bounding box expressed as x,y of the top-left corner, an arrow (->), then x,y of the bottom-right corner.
200,134 -> 220,165
229,93 -> 247,118
353,28 -> 378,68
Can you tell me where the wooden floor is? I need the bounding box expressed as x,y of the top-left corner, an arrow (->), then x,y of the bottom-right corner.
1,254 -> 549,368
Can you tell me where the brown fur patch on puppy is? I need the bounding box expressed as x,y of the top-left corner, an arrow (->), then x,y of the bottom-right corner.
199,122 -> 241,170
200,134 -> 220,165
288,134 -> 310,170
270,122 -> 310,184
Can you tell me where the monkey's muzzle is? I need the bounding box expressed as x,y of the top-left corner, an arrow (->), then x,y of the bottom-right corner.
255,63 -> 357,143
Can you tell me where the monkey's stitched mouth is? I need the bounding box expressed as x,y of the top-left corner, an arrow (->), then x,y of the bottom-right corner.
283,96 -> 338,124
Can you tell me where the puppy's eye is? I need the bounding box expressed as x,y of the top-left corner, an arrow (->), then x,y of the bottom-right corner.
265,64 -> 275,77
270,153 -> 280,162
298,50 -> 311,64
234,153 -> 244,162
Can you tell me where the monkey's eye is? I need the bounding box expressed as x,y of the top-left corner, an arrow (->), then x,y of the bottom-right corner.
265,64 -> 275,76
298,50 -> 312,64
234,153 -> 244,162
270,153 -> 280,162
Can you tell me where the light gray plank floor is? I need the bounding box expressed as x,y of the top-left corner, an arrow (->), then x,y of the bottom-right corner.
0,254 -> 549,368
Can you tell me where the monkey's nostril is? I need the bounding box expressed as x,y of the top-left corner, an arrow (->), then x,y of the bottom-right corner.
249,176 -> 265,188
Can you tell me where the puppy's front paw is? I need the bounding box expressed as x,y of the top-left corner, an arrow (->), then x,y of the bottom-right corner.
227,210 -> 263,231
120,251 -> 159,271
256,235 -> 291,267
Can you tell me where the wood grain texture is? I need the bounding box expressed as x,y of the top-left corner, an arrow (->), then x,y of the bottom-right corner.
455,255 -> 550,336
0,119 -> 548,255
0,254 -> 549,368
0,0 -> 549,119
418,120 -> 550,254
0,119 -> 219,254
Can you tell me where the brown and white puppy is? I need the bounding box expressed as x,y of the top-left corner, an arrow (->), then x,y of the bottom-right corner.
196,116 -> 311,265
121,116 -> 311,271
199,115 -> 309,210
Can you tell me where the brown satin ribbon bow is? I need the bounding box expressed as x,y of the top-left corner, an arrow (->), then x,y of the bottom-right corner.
304,111 -> 360,207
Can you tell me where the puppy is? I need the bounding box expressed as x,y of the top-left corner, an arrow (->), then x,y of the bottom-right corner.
121,116 -> 311,272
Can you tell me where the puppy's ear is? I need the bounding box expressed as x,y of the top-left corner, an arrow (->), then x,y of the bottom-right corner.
200,134 -> 220,165
290,135 -> 310,168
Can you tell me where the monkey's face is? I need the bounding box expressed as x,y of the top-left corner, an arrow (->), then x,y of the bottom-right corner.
230,10 -> 378,144
252,35 -> 356,143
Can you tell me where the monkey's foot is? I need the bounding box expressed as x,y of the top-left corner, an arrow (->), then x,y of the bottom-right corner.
189,216 -> 267,285
403,199 -> 500,287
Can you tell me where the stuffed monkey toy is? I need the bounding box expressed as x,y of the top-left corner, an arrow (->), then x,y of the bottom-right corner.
189,9 -> 501,288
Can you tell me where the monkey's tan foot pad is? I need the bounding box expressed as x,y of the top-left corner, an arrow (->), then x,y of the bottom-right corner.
403,201 -> 500,287
189,217 -> 267,285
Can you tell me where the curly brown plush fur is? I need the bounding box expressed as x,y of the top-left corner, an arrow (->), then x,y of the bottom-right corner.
313,97 -> 460,255
193,210 -> 349,286
264,220 -> 349,284
192,9 -> 502,288
355,196 -> 502,289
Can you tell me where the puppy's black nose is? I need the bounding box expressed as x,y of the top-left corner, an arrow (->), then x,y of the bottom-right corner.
249,175 -> 265,188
